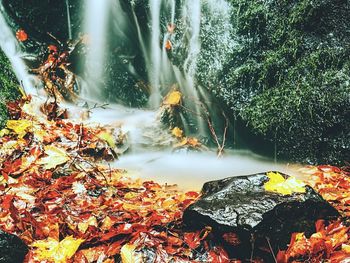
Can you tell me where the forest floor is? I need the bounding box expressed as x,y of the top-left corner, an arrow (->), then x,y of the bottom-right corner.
0,95 -> 350,263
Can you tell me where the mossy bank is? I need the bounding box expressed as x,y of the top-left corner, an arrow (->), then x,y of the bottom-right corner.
216,0 -> 350,164
0,50 -> 19,128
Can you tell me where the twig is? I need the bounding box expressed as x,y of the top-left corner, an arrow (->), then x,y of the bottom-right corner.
47,32 -> 63,46
266,237 -> 277,263
203,108 -> 229,158
87,103 -> 109,114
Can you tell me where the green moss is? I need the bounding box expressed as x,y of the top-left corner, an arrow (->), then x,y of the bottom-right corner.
0,49 -> 20,128
217,0 -> 350,164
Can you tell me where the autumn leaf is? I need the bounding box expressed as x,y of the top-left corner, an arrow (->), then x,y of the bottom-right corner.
7,120 -> 32,138
0,129 -> 10,137
174,137 -> 201,148
31,236 -> 84,263
264,172 -> 306,195
97,131 -> 116,148
78,216 -> 98,234
120,244 -> 140,263
167,24 -> 176,34
172,127 -> 183,138
39,145 -> 70,169
16,29 -> 28,42
165,40 -> 172,50
163,90 -> 182,106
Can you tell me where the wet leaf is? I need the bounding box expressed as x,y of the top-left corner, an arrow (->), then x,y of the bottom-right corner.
264,172 -> 306,195
16,29 -> 28,42
172,127 -> 183,138
39,145 -> 70,169
97,131 -> 116,148
32,236 -> 84,263
165,40 -> 172,50
7,120 -> 32,138
120,244 -> 137,263
163,90 -> 182,106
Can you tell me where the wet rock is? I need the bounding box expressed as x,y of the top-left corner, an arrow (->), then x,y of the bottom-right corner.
183,172 -> 339,259
0,230 -> 28,263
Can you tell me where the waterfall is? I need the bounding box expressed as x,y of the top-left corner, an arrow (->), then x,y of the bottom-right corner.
148,0 -> 162,107
65,0 -> 72,40
83,0 -> 112,99
0,7 -> 37,95
81,0 -> 234,135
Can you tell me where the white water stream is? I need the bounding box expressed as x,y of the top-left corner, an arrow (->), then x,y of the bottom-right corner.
0,6 -> 38,95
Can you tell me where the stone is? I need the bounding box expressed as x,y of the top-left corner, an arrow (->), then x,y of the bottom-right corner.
183,172 -> 339,259
0,230 -> 28,263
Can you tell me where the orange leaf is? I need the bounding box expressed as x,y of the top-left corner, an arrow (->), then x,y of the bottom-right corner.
16,29 -> 28,42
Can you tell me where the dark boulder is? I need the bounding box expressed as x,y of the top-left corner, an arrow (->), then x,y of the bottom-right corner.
183,172 -> 339,259
0,230 -> 28,263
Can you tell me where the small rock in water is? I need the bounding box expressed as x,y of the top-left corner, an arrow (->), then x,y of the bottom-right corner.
183,172 -> 339,260
0,230 -> 28,263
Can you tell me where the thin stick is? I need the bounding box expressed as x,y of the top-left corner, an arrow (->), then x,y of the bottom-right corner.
266,237 -> 277,263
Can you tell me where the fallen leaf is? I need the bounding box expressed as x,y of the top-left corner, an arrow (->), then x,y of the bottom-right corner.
165,40 -> 172,50
39,145 -> 70,169
167,24 -> 176,34
16,29 -> 28,42
264,172 -> 306,195
120,244 -> 138,263
163,90 -> 182,106
7,120 -> 32,138
32,236 -> 84,263
97,131 -> 116,148
172,127 -> 183,138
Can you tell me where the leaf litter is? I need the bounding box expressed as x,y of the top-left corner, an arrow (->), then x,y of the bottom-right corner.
0,96 -> 350,262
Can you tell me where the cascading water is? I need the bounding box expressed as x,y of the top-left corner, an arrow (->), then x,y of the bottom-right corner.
0,0 -> 293,190
0,5 -> 38,95
83,0 -> 112,99
65,0 -> 72,40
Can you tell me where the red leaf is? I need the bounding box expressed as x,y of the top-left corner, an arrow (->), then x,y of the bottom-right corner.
16,29 -> 28,42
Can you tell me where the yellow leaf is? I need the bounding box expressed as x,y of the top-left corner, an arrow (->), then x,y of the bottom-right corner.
7,120 -> 32,138
174,137 -> 201,148
163,90 -> 182,106
172,127 -> 183,138
264,172 -> 306,195
97,131 -> 116,148
101,216 -> 114,231
342,244 -> 350,253
121,244 -> 138,263
39,145 -> 70,169
295,232 -> 306,241
32,236 -> 84,263
124,192 -> 139,199
162,198 -> 177,209
78,216 -> 98,234
0,129 -> 9,137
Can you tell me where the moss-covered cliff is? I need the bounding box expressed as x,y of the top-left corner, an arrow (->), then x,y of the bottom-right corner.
216,0 -> 350,164
0,50 -> 19,127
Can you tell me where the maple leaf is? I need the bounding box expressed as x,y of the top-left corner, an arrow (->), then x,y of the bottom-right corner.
264,172 -> 306,195
16,29 -> 28,42
163,90 -> 182,106
174,137 -> 201,148
97,131 -> 116,148
39,145 -> 70,169
6,120 -> 32,138
78,216 -> 98,234
120,244 -> 141,263
167,24 -> 176,34
172,127 -> 183,138
165,40 -> 172,50
31,236 -> 84,263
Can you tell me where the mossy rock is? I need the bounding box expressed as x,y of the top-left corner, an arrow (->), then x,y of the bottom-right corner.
216,0 -> 350,164
0,50 -> 19,128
